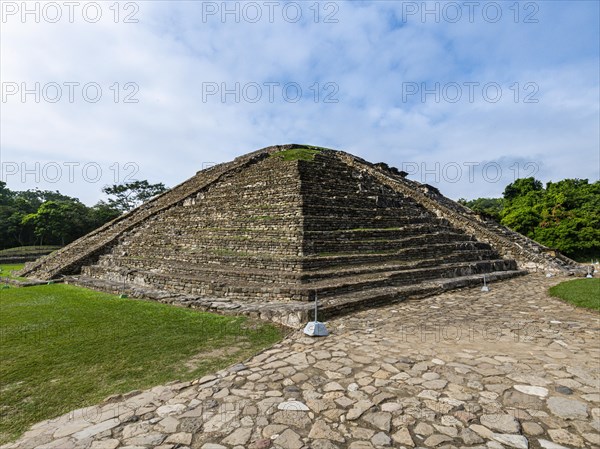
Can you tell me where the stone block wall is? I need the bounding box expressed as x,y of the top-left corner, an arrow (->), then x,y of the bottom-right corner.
17,145 -> 297,280
17,144 -> 579,308
81,154 -> 308,300
336,152 -> 583,274
81,150 -> 521,302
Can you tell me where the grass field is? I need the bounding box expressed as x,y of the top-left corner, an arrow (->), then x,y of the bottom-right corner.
549,278 -> 600,311
0,264 -> 27,281
0,282 -> 284,443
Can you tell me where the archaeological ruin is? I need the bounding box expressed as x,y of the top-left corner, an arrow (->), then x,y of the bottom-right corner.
17,145 -> 583,325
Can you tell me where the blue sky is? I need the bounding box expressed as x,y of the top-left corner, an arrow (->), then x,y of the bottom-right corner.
1,0 -> 599,204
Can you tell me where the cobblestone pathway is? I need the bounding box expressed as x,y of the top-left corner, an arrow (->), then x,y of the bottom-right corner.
2,274 -> 599,449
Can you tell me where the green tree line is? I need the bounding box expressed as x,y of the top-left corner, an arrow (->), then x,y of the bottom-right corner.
459,178 -> 600,261
0,180 -> 167,249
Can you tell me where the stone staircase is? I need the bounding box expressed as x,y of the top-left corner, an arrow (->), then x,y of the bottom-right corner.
294,151 -> 526,308
69,149 -> 524,313
336,152 -> 583,274
18,144 -> 579,321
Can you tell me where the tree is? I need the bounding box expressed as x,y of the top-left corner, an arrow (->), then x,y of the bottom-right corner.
0,181 -> 13,205
459,177 -> 599,260
459,197 -> 504,221
499,178 -> 599,260
501,206 -> 542,236
102,180 -> 168,212
0,184 -> 121,249
503,177 -> 543,200
89,201 -> 121,228
21,200 -> 93,246
0,182 -> 22,247
533,179 -> 600,260
0,183 -> 42,248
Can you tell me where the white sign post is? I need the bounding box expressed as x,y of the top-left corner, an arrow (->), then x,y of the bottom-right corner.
481,274 -> 490,292
304,291 -> 329,337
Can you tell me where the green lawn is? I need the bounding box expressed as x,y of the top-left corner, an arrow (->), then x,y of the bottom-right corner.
0,246 -> 60,257
549,278 -> 600,311
0,283 -> 284,443
0,264 -> 27,281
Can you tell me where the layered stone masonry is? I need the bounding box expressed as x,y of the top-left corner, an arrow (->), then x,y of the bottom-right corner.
16,145 -> 298,280
67,150 -> 523,304
16,145 -> 578,309
82,155 -> 303,296
335,152 -> 583,274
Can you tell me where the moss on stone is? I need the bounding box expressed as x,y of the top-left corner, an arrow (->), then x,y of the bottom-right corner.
272,147 -> 322,162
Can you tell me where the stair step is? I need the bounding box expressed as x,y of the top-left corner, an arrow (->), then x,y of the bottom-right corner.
91,248 -> 500,283
83,259 -> 518,302
66,269 -> 527,327
317,270 -> 527,320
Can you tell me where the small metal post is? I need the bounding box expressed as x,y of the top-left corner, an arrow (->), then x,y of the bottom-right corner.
119,270 -> 129,298
303,291 -> 329,337
481,274 -> 489,292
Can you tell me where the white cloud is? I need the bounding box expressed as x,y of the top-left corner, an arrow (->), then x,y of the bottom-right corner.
1,0 -> 598,204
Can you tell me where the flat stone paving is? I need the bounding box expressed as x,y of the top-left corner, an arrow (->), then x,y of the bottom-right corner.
2,274 -> 599,449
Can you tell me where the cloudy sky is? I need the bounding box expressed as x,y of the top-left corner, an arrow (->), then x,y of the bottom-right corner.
1,0 -> 598,205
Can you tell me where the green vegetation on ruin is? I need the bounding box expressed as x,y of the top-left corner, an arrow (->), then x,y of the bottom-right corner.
0,282 -> 284,443
548,278 -> 600,311
210,248 -> 253,257
272,147 -> 322,162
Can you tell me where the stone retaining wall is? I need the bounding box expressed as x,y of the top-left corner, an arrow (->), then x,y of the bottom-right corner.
15,145 -> 575,310
336,152 -> 584,274
16,145 -> 298,280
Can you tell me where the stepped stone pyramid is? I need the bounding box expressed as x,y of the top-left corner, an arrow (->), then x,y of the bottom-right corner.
18,145 -> 582,324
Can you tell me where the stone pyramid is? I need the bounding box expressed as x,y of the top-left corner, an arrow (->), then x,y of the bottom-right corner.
18,145 -> 582,323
